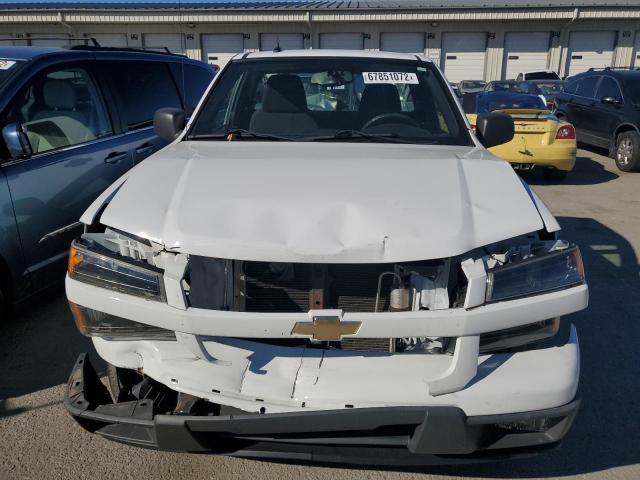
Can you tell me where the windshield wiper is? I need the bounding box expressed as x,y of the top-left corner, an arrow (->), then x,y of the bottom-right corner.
190,128 -> 295,141
305,130 -> 413,143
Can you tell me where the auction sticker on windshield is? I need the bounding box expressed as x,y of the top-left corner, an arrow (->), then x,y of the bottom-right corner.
363,72 -> 419,84
0,60 -> 16,70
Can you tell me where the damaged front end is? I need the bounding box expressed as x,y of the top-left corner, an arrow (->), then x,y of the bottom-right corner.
64,224 -> 586,462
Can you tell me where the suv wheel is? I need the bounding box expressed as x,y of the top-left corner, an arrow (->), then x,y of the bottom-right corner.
615,131 -> 640,172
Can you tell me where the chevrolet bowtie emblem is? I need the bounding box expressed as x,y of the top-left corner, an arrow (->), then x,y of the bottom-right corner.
292,310 -> 361,341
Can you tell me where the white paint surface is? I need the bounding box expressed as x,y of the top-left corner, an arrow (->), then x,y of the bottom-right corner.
97,142 -> 545,264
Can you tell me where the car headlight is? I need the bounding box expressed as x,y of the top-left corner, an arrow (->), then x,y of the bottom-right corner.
68,238 -> 166,301
486,245 -> 584,303
69,302 -> 175,340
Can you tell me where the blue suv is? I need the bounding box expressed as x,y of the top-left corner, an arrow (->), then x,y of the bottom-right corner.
0,45 -> 214,317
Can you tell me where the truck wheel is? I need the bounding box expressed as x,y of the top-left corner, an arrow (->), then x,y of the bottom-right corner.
543,168 -> 568,181
615,131 -> 640,172
107,363 -> 142,402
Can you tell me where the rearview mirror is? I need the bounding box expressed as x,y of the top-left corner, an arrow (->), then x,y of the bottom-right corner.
2,123 -> 32,159
601,96 -> 621,105
475,112 -> 514,149
153,108 -> 186,143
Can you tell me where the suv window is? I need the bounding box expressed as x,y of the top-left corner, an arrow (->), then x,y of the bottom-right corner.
576,76 -> 599,98
111,61 -> 182,130
596,76 -> 622,101
5,65 -> 112,155
564,79 -> 579,94
179,64 -> 213,113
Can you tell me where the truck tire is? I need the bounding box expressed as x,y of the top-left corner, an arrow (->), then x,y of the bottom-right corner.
614,131 -> 640,172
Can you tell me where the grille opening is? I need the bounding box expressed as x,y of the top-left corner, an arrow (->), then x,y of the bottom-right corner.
241,260 -> 443,314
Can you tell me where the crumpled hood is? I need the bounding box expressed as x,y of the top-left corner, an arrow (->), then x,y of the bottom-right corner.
98,142 -> 545,263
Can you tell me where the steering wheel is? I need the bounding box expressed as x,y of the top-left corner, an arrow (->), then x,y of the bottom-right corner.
361,112 -> 419,130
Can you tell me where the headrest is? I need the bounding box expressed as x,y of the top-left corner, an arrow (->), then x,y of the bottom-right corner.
43,80 -> 76,110
461,92 -> 478,114
262,74 -> 307,113
359,84 -> 401,119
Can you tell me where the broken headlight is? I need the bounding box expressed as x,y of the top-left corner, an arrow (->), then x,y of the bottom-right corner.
68,238 -> 166,301
485,246 -> 584,303
69,302 -> 175,340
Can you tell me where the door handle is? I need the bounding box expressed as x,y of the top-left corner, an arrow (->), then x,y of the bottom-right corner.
135,143 -> 155,156
104,151 -> 128,164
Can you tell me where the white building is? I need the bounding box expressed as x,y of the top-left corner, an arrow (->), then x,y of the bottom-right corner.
0,0 -> 639,81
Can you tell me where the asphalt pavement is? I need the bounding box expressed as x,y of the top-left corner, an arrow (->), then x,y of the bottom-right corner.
1,148 -> 639,480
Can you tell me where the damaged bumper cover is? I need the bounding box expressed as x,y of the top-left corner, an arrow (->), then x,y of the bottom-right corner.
65,353 -> 579,464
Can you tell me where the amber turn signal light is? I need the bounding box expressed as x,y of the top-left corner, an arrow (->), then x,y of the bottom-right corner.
68,244 -> 83,274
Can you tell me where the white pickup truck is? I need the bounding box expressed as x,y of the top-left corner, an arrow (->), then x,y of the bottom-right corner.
64,50 -> 587,465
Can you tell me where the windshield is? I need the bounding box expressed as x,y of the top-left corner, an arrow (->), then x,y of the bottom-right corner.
476,93 -> 546,113
490,82 -> 522,92
461,80 -> 485,89
525,72 -> 560,80
533,82 -> 564,95
0,59 -> 24,87
189,57 -> 471,145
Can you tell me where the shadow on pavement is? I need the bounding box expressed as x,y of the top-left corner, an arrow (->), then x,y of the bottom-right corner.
0,284 -> 104,400
522,155 -> 618,186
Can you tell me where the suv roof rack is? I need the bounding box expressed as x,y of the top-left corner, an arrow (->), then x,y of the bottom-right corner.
69,44 -> 187,57
0,38 -> 186,57
587,66 -> 640,72
0,37 -> 100,46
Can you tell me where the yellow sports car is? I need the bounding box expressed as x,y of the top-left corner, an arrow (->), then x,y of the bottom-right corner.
464,92 -> 576,180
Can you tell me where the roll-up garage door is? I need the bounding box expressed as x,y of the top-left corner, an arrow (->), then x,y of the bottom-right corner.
87,33 -> 128,48
319,33 -> 364,50
1,34 -> 26,46
441,32 -> 487,83
503,32 -> 550,80
566,31 -> 615,76
633,31 -> 640,68
29,34 -> 71,47
201,34 -> 244,68
380,32 -> 425,54
260,33 -> 304,51
143,33 -> 184,54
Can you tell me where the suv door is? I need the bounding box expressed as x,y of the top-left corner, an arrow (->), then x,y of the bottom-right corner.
571,75 -> 602,144
0,61 -> 134,290
593,75 -> 624,147
98,59 -> 183,165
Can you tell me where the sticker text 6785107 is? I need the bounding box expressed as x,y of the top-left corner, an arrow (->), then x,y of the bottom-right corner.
362,72 -> 419,84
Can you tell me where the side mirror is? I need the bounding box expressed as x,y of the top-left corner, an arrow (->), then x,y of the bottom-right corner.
153,108 -> 186,143
2,123 -> 32,159
476,112 -> 514,149
601,96 -> 621,105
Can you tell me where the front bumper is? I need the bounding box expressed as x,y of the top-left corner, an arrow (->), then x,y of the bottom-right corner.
65,352 -> 580,465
